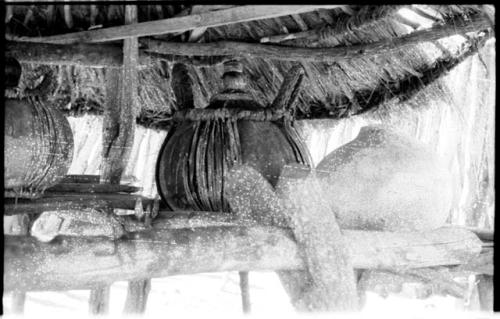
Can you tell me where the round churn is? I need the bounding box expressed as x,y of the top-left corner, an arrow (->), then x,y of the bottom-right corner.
156,61 -> 311,212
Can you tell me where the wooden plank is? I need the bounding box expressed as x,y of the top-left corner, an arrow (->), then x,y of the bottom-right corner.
3,224 -> 482,292
145,14 -> 490,62
123,279 -> 151,314
19,6 -> 343,44
61,174 -> 101,184
46,183 -> 141,194
4,193 -> 153,215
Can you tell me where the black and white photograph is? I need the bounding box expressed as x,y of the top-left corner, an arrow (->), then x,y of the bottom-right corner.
2,3 -> 495,318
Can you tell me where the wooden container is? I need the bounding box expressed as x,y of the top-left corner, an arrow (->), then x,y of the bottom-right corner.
156,62 -> 311,212
4,99 -> 74,193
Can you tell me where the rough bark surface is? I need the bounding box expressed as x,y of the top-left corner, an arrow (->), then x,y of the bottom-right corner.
225,164 -> 359,311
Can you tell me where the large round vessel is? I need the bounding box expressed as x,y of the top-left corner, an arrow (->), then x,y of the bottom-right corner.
316,125 -> 453,231
5,98 -> 74,192
156,62 -> 311,212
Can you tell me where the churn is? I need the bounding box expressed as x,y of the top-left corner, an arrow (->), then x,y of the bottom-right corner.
4,58 -> 74,195
156,61 -> 311,212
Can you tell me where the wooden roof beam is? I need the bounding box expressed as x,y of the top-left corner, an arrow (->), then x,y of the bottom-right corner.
7,14 -> 490,68
17,5 -> 344,44
144,14 -> 491,63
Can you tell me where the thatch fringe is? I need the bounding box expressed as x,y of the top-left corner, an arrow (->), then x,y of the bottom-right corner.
300,32 -> 492,120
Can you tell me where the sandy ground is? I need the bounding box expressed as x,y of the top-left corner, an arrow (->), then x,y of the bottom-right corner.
3,270 -> 490,318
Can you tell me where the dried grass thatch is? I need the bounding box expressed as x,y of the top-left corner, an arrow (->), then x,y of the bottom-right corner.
5,5 -> 492,129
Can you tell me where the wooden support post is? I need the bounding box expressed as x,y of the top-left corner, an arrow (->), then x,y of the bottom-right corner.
93,4 -> 140,313
239,271 -> 251,314
89,285 -> 111,315
123,279 -> 151,315
105,5 -> 153,315
5,213 -> 30,314
225,164 -> 358,311
477,274 -> 493,311
11,292 -> 27,314
101,69 -> 134,184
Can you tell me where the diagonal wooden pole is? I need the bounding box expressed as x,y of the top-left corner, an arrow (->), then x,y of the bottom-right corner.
18,5 -> 343,44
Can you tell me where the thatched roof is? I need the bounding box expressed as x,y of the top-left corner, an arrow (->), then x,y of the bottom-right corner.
5,4 -> 494,129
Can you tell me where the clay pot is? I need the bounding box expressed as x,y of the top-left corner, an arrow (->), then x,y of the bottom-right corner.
316,125 -> 453,231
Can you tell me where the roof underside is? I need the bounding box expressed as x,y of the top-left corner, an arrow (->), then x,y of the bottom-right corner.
5,4 -> 494,129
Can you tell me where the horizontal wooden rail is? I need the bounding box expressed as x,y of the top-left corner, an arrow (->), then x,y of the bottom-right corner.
4,193 -> 153,215
46,183 -> 141,194
4,224 -> 483,292
6,14 -> 490,69
5,41 -> 146,68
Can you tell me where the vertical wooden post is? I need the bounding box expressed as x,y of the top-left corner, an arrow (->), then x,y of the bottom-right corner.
239,271 -> 251,314
477,274 -> 493,311
6,214 -> 30,314
89,285 -> 111,315
225,164 -> 359,312
123,279 -> 151,315
11,292 -> 27,314
101,5 -> 138,185
92,4 -> 141,315
117,5 -> 153,314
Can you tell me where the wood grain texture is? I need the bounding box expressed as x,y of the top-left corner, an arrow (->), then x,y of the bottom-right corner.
46,183 -> 141,194
5,41 -> 131,68
144,15 -> 490,62
89,285 -> 110,315
20,6 -> 342,44
275,165 -> 359,311
4,193 -> 153,215
3,223 -> 482,292
96,6 -> 138,312
123,279 -> 151,314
